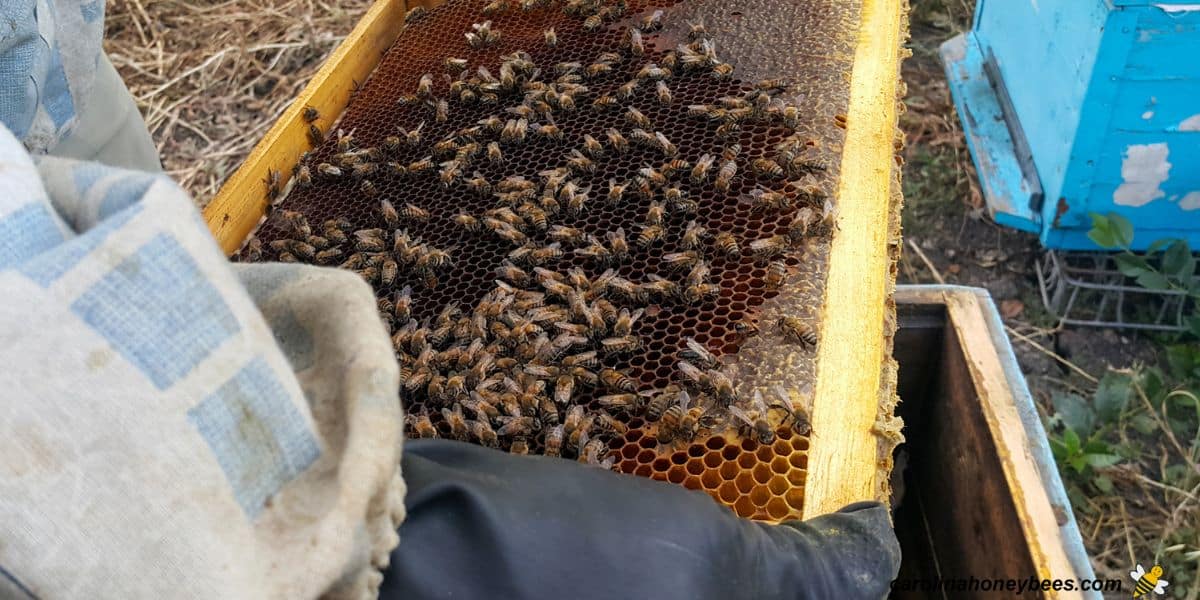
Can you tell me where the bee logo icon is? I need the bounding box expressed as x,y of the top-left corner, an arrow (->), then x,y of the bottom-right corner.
1130,564 -> 1168,597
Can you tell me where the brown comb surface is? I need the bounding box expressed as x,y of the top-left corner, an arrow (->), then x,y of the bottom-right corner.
240,0 -> 862,521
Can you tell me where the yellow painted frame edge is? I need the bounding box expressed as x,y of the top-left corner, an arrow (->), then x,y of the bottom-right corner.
202,0 -> 412,254
803,0 -> 904,518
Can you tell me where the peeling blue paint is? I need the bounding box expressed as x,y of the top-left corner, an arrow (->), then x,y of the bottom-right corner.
944,0 -> 1200,250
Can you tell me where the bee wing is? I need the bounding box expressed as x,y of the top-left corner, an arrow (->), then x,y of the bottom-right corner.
628,307 -> 644,324
752,389 -> 769,412
1156,580 -> 1169,593
1131,565 -> 1145,581
728,405 -> 754,427
677,389 -> 692,410
684,337 -> 710,362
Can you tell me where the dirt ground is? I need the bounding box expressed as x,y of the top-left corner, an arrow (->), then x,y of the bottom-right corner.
102,0 -> 1180,590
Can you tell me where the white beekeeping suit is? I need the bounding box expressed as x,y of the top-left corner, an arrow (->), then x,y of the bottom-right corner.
0,5 -> 405,599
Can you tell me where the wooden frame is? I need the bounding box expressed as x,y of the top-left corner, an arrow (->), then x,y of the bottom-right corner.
203,0 -> 906,520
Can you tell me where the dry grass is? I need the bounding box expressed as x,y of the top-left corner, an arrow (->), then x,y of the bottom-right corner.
103,0 -> 373,206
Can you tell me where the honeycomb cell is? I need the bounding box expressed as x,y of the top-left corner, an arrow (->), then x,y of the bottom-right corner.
636,449 -> 655,463
718,481 -> 739,503
785,488 -> 805,511
719,459 -> 739,481
766,498 -> 790,520
768,475 -> 789,496
685,459 -> 704,476
687,444 -> 705,458
670,452 -> 687,466
732,495 -> 755,517
791,437 -> 810,452
771,456 -> 790,475
702,451 -> 721,469
755,445 -> 774,463
666,466 -> 686,484
749,487 -> 770,507
705,436 -> 726,451
735,473 -> 755,494
789,453 -> 808,470
752,464 -> 772,485
652,457 -> 670,472
736,453 -> 756,470
634,464 -> 653,477
621,445 -> 639,460
683,476 -> 702,491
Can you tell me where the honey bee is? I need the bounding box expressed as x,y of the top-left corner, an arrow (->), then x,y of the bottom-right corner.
740,188 -> 790,214
715,159 -> 737,192
389,285 -> 412,322
730,390 -> 775,445
400,203 -> 431,222
612,308 -> 643,337
442,405 -> 470,440
593,411 -> 629,436
772,385 -> 811,436
585,61 -> 613,79
544,424 -> 565,457
405,5 -> 427,23
401,121 -> 425,147
622,107 -> 650,129
662,250 -> 701,272
609,79 -> 637,101
406,414 -> 439,438
750,235 -> 790,260
752,157 -> 784,178
544,27 -> 557,47
711,62 -> 734,79
564,150 -> 595,174
307,124 -> 325,146
444,57 -> 468,74
408,156 -> 434,174
679,336 -> 719,369
509,437 -> 530,455
647,79 -> 672,106
435,98 -> 450,123
651,131 -> 677,157
579,436 -> 614,469
470,420 -> 500,448
682,281 -> 718,304
597,393 -> 641,415
357,178 -> 376,198
583,14 -> 603,30
634,223 -> 663,247
501,118 -> 528,144
498,415 -> 541,438
605,227 -> 629,259
639,9 -> 663,31
600,335 -> 640,356
786,206 -> 820,242
315,163 -> 341,179
376,199 -> 399,229
659,391 -> 708,444
536,123 -> 566,142
779,316 -> 817,346
709,231 -> 739,259
765,261 -> 788,290
605,128 -> 629,153
453,212 -> 481,233
678,220 -> 706,251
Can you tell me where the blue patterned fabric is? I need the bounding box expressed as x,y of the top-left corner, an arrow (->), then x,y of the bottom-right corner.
70,234 -> 240,389
0,203 -> 65,269
188,358 -> 321,518
0,121 -> 403,598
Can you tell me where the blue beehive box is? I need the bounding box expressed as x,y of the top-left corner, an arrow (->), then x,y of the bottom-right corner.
942,0 -> 1200,251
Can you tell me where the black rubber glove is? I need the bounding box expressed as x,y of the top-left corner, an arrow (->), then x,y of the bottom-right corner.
380,439 -> 899,600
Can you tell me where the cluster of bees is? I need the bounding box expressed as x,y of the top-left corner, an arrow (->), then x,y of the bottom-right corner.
248,0 -> 832,465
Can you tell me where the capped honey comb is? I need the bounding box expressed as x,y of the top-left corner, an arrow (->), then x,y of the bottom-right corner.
239,0 -> 863,522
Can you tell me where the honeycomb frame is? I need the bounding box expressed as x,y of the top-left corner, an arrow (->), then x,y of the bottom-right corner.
204,0 -> 906,523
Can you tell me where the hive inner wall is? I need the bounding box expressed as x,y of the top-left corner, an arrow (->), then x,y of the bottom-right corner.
242,0 -> 863,522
